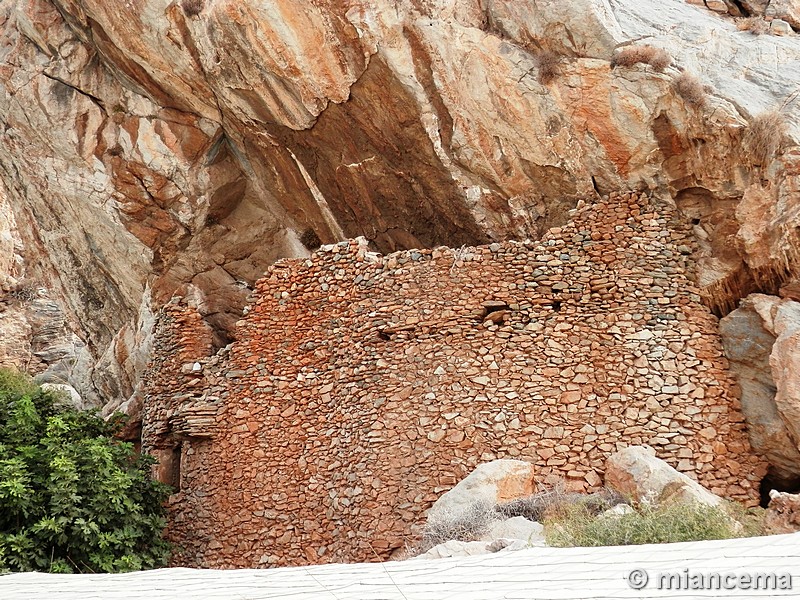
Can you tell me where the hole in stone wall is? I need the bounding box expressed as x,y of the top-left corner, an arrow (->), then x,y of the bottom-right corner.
691,218 -> 701,225
480,301 -> 510,324
551,300 -> 562,312
759,468 -> 800,508
167,444 -> 183,492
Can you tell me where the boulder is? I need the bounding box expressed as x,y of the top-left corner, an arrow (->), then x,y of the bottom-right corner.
769,300 -> 800,455
426,460 -> 536,523
765,0 -> 800,30
604,445 -> 723,506
765,490 -> 800,534
40,382 -> 83,410
483,517 -> 546,546
413,538 -> 528,560
599,503 -> 635,518
770,19 -> 794,35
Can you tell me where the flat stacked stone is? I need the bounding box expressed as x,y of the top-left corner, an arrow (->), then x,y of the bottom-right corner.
141,191 -> 767,569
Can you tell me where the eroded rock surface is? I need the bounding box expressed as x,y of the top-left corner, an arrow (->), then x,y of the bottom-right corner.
721,294 -> 800,486
765,489 -> 800,533
0,0 -> 798,451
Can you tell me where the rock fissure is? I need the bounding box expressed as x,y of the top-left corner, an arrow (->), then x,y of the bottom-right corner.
41,71 -> 106,112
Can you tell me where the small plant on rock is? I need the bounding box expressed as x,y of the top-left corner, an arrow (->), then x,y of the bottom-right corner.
743,110 -> 787,167
536,50 -> 562,85
737,16 -> 770,35
415,500 -> 496,554
181,0 -> 203,17
300,228 -> 322,251
611,46 -> 672,72
496,484 -> 624,522
6,279 -> 40,304
673,72 -> 707,108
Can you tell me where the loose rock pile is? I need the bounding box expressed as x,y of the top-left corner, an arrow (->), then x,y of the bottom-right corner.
413,446 -> 745,560
142,192 -> 766,568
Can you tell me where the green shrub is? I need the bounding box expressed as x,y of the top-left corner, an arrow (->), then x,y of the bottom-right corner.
0,369 -> 171,573
545,500 -> 751,547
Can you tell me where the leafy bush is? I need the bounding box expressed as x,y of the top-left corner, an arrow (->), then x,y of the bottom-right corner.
0,369 -> 171,573
545,500 -> 754,548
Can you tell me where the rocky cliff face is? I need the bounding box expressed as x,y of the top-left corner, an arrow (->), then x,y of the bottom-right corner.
721,293 -> 800,490
0,0 -> 798,443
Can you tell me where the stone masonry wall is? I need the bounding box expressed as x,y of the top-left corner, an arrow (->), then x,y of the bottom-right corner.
142,191 -> 767,569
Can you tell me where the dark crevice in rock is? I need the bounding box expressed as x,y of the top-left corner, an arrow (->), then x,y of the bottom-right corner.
728,0 -> 751,17
760,469 -> 800,508
41,72 -> 107,113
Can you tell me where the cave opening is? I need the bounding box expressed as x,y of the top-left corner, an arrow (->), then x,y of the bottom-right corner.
758,468 -> 800,508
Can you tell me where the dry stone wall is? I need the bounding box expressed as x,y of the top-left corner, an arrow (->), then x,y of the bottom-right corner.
142,192 -> 767,568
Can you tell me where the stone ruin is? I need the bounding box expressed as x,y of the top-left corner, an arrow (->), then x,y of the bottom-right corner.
140,191 -> 767,568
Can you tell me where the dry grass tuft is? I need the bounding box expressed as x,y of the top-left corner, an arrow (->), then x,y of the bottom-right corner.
181,0 -> 204,17
536,50 -> 562,85
737,16 -> 770,35
414,500 -> 497,555
673,72 -> 707,108
743,110 -> 787,166
5,279 -> 40,304
611,45 -> 672,72
497,485 -> 626,522
299,228 -> 322,251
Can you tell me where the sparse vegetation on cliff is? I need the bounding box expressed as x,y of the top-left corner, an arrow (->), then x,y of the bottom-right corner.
181,0 -> 203,17
743,110 -> 787,167
737,16 -> 771,35
673,72 -> 707,108
4,279 -> 40,305
0,369 -> 170,573
536,50 -> 562,85
611,45 -> 672,72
